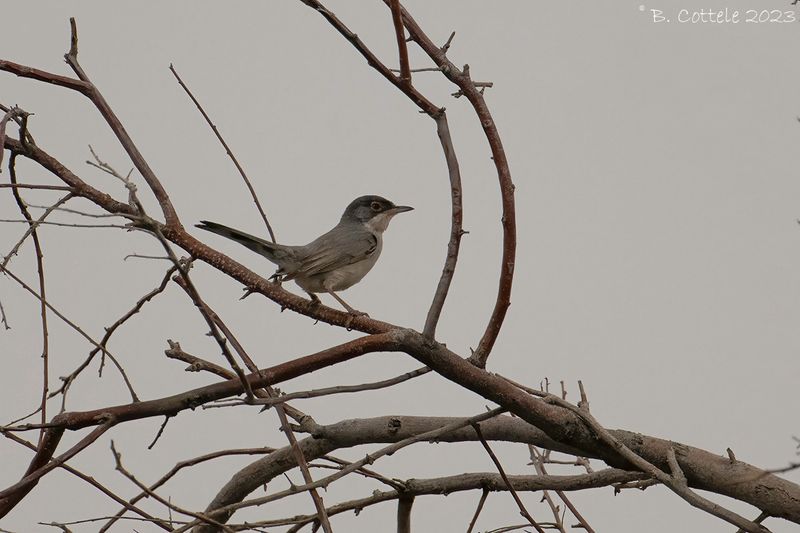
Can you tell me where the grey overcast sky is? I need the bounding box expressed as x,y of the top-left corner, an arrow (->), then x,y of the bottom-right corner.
2,1 -> 799,532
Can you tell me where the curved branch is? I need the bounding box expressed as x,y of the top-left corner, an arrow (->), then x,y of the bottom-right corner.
423,114 -> 464,338
389,2 -> 516,366
191,413 -> 626,532
392,328 -> 800,527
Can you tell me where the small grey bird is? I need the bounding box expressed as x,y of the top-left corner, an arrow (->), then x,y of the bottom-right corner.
196,195 -> 413,315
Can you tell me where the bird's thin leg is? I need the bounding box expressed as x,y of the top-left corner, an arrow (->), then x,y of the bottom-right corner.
306,291 -> 322,305
327,290 -> 368,316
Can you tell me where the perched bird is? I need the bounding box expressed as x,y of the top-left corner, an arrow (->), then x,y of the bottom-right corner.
196,195 -> 413,315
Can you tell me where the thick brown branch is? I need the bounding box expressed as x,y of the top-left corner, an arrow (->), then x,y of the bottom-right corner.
389,329 -> 800,527
192,414 -> 618,532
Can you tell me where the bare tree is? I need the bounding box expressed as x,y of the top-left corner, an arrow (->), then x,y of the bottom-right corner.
1,3 -> 799,533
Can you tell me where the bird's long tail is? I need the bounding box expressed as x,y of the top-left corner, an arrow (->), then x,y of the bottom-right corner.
195,220 -> 280,262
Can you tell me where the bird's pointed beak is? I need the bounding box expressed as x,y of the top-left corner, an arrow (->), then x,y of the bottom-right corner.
389,205 -> 414,215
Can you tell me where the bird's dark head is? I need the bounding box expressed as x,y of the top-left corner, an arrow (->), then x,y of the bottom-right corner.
341,195 -> 413,232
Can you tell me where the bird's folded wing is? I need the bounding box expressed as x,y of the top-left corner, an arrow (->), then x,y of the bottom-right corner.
296,231 -> 377,277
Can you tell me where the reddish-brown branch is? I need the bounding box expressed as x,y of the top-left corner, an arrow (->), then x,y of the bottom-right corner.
388,2 -> 516,366
0,419 -> 114,514
299,0 -> 439,116
390,329 -> 800,527
0,59 -> 89,93
3,137 -> 136,217
389,0 -> 411,84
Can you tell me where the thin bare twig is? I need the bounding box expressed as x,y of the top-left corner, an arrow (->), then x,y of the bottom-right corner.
466,488 -> 489,533
109,441 -> 235,532
206,366 -> 431,410
473,422 -> 545,533
2,192 -> 74,268
0,265 -> 139,403
48,264 -> 178,408
0,430 -> 169,530
99,447 -> 275,532
529,445 -> 594,533
7,153 -> 52,447
169,64 -> 276,242
0,183 -> 72,191
61,18 -> 180,226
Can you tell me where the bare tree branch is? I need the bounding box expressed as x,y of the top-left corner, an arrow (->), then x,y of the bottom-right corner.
169,64 -> 276,242
385,1 -> 516,366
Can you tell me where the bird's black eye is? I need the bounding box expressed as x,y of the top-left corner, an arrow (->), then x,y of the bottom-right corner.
370,201 -> 382,211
